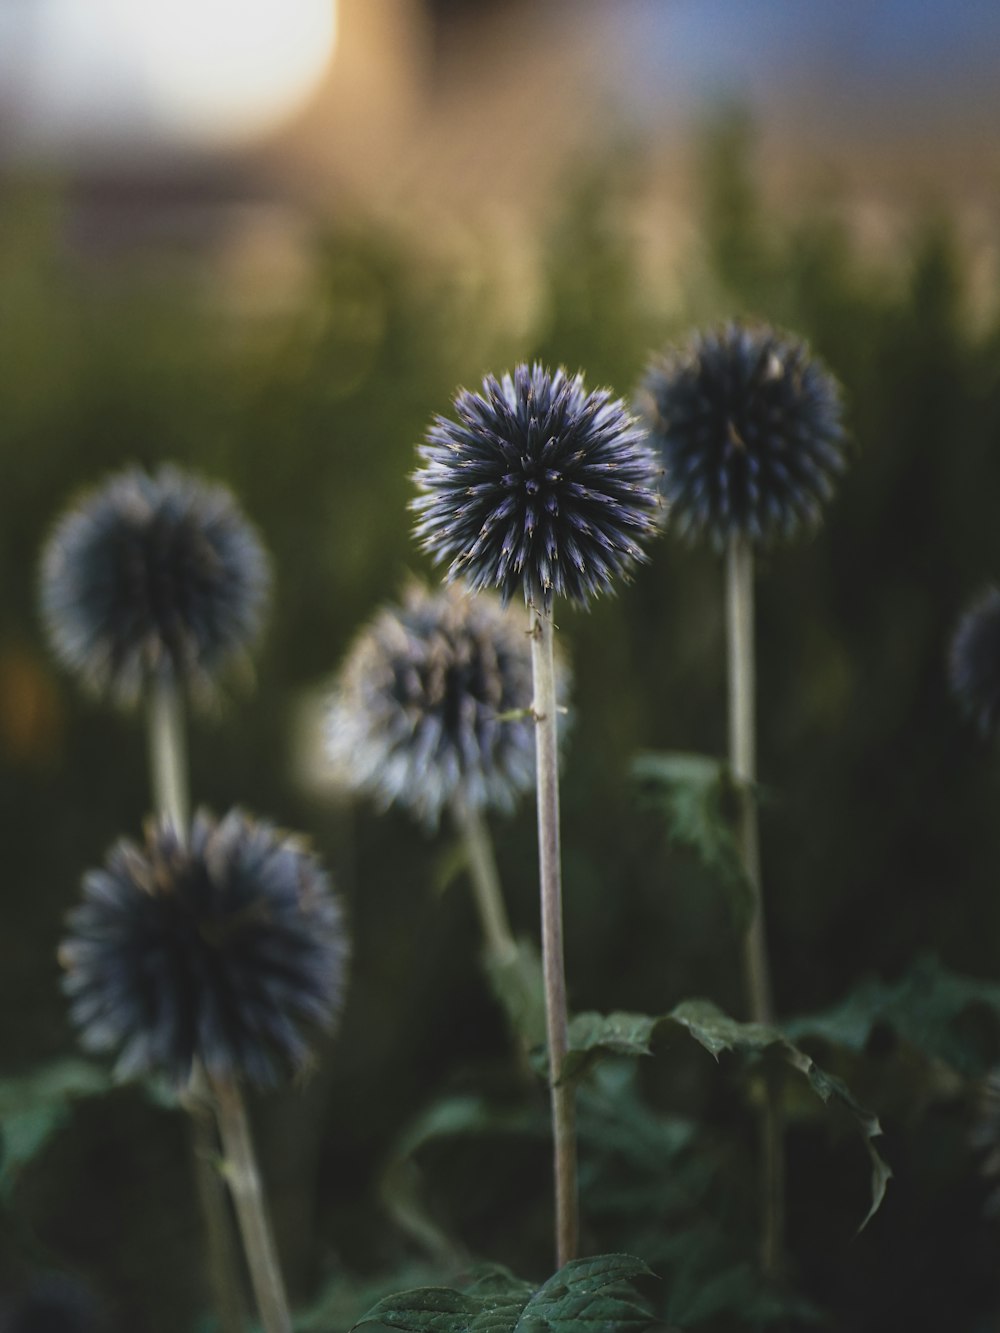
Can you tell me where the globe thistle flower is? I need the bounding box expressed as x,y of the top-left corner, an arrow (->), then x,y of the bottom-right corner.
327,582 -> 560,828
40,466 -> 270,706
950,586 -> 1000,737
411,363 -> 661,608
60,809 -> 348,1089
637,322 -> 847,549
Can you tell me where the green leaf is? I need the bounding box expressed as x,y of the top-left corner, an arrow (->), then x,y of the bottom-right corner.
560,1001 -> 778,1079
352,1255 -> 656,1333
0,1058 -> 113,1198
632,751 -> 754,930
517,1255 -> 655,1333
563,1003 -> 890,1231
294,1263 -> 459,1331
787,953 -> 1000,1077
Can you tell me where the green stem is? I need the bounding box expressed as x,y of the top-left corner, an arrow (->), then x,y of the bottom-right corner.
449,793 -> 518,966
146,679 -> 246,1333
147,677 -> 190,834
211,1078 -> 293,1333
529,598 -> 578,1268
187,1085 -> 249,1333
725,536 -> 783,1275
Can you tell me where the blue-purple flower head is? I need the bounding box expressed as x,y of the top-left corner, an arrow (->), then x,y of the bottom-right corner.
60,809 -> 348,1090
412,363 -> 661,608
637,323 -> 847,549
40,466 -> 270,707
327,582 -> 565,828
950,587 -> 1000,738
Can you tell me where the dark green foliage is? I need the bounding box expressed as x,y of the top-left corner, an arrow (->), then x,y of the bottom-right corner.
788,954 -> 1000,1078
560,1004 -> 889,1231
0,1061 -> 112,1201
632,752 -> 754,929
352,1254 -> 655,1333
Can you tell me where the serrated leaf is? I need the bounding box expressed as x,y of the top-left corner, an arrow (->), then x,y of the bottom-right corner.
632,751 -> 754,930
352,1282 -> 519,1333
560,1002 -> 776,1080
517,1255 -> 656,1333
563,1004 -> 890,1231
353,1255 -> 656,1333
0,1059 -> 113,1198
294,1263 -> 458,1331
787,953 -> 1000,1077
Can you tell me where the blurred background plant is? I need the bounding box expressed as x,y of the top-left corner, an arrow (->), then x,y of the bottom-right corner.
4,1 -> 1000,1329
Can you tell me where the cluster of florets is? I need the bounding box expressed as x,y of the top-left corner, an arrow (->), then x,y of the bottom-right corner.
412,363 -> 662,608
61,809 -> 348,1089
637,322 -> 847,549
40,465 -> 270,706
327,582 -> 557,828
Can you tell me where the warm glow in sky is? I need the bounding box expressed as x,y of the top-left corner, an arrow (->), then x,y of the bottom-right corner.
13,0 -> 338,147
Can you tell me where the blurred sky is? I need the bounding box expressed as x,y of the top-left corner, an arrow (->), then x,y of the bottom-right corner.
618,0 -> 1000,130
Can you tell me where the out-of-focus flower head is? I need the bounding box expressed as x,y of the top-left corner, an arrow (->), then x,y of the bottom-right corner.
412,363 -> 661,608
40,466 -> 270,706
637,322 -> 847,549
327,582 -> 566,828
61,809 -> 348,1089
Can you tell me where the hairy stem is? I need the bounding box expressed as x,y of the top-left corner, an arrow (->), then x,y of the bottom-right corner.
726,536 -> 783,1275
146,679 -> 245,1333
529,599 -> 578,1268
212,1078 -> 293,1333
449,793 -> 518,966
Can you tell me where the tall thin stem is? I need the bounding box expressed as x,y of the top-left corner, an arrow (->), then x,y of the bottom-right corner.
449,792 -> 517,966
725,539 -> 773,1026
529,598 -> 578,1268
147,677 -> 190,834
211,1078 -> 293,1333
187,1086 -> 249,1333
725,536 -> 783,1274
146,678 -> 245,1333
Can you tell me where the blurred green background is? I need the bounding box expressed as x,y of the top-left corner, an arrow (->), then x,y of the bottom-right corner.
4,60 -> 1000,1332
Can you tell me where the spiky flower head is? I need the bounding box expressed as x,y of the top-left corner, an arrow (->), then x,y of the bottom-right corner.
327,582 -> 562,828
60,809 -> 348,1089
949,587 -> 1000,737
40,465 -> 270,706
637,322 -> 847,549
411,363 -> 661,608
